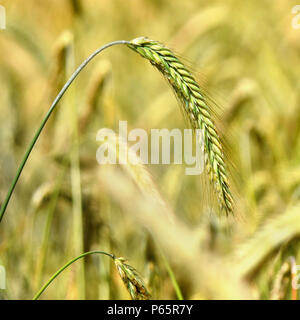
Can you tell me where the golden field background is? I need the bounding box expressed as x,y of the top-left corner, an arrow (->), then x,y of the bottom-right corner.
0,0 -> 300,299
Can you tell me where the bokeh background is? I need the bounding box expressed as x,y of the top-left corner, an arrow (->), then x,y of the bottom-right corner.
0,0 -> 300,299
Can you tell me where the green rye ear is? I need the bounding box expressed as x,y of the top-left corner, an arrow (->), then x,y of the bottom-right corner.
127,37 -> 234,215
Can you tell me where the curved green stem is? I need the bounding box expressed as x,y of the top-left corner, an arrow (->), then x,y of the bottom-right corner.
159,247 -> 184,300
0,40 -> 129,224
33,250 -> 115,300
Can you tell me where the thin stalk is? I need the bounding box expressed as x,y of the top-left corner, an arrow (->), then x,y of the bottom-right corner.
0,40 -> 129,225
159,248 -> 183,300
66,40 -> 85,299
33,250 -> 114,300
34,166 -> 67,290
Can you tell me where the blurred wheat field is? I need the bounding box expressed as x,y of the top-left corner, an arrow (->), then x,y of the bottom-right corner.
0,0 -> 300,300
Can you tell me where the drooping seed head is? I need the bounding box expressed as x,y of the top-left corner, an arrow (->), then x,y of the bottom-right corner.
114,257 -> 151,300
127,37 -> 234,215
